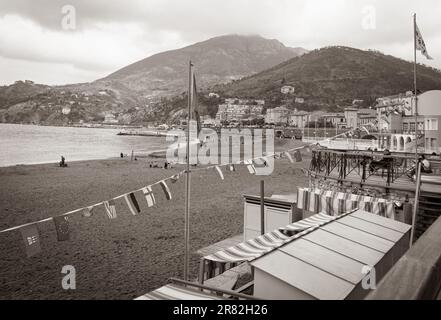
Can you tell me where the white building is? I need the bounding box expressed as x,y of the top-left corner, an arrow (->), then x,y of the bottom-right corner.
61,106 -> 71,115
281,86 -> 295,94
288,111 -> 309,128
265,107 -> 290,125
216,99 -> 265,122
103,114 -> 119,124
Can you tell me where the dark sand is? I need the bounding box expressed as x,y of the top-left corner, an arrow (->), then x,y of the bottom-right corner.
0,139 -> 309,299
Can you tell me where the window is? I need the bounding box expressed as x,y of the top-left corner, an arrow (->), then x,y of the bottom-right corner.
403,123 -> 409,132
424,118 -> 439,131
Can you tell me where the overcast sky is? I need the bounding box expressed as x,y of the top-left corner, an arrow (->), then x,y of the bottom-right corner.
0,0 -> 440,85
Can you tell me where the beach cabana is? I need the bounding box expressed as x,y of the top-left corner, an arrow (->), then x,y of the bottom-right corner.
250,210 -> 411,300
135,278 -> 254,300
199,213 -> 337,283
136,284 -> 225,300
243,194 -> 303,240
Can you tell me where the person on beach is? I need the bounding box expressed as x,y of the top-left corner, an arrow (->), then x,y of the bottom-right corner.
59,156 -> 67,167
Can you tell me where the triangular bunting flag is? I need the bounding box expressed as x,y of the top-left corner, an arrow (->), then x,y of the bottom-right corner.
53,215 -> 70,241
20,225 -> 41,258
295,150 -> 303,162
103,200 -> 117,219
124,192 -> 141,215
82,206 -> 95,218
159,180 -> 172,200
142,186 -> 156,207
214,166 -> 224,180
244,160 -> 256,174
170,174 -> 180,184
284,152 -> 294,163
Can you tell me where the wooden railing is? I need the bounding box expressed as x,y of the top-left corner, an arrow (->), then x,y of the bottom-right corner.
366,216 -> 441,300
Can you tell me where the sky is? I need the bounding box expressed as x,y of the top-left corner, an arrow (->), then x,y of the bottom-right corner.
0,0 -> 440,85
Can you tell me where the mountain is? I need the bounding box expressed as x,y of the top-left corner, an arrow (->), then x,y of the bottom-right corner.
100,34 -> 307,96
212,46 -> 441,110
0,81 -> 50,109
0,34 -> 306,125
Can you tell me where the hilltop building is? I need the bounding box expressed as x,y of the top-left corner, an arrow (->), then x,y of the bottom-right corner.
281,85 -> 295,94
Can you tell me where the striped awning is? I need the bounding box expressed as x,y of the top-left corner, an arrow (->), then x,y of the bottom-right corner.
297,188 -> 396,219
203,213 -> 336,264
283,212 -> 334,232
136,284 -> 225,300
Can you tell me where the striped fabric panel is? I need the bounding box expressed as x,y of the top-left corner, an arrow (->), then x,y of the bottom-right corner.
137,284 -> 224,300
203,213 -> 334,264
297,188 -> 306,210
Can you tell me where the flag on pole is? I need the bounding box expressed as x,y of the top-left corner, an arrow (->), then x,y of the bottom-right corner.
53,216 -> 70,241
159,180 -> 172,200
82,206 -> 95,218
142,186 -> 156,207
124,193 -> 141,215
190,65 -> 201,135
20,225 -> 41,258
284,152 -> 294,163
415,22 -> 433,60
214,166 -> 224,180
103,200 -> 117,219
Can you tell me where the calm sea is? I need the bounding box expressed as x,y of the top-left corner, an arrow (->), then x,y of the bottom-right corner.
0,124 -> 169,167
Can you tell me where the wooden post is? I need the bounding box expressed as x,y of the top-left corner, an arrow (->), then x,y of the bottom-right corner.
410,161 -> 422,246
198,259 -> 206,285
260,180 -> 265,235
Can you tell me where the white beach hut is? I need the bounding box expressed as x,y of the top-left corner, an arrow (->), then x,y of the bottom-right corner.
250,210 -> 411,300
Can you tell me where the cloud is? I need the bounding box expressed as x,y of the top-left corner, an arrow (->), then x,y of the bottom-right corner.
0,0 -> 440,85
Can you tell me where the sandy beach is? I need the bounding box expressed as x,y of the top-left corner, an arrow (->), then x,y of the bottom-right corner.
0,139 -> 309,300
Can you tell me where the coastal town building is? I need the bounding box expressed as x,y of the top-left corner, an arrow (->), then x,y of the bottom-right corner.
103,113 -> 119,124
322,113 -> 346,129
344,107 -> 377,129
375,90 -> 441,153
265,106 -> 290,125
216,99 -> 264,122
61,106 -> 71,115
264,107 -> 309,128
288,111 -> 309,128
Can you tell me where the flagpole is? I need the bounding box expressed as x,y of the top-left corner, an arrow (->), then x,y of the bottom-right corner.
413,13 -> 418,160
184,60 -> 192,281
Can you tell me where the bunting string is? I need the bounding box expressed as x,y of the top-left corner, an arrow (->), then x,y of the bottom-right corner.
0,125 -> 364,239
